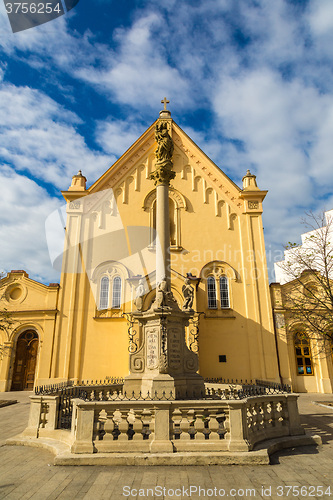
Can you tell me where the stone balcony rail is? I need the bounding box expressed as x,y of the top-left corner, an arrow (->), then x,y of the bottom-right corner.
24,393 -> 304,455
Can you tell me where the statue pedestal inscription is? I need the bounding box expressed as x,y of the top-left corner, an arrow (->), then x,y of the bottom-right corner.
123,304 -> 204,400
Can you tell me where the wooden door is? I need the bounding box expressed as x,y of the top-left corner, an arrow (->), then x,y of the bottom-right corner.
11,331 -> 38,391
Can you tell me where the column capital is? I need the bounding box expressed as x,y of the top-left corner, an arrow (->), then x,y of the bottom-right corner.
149,166 -> 176,186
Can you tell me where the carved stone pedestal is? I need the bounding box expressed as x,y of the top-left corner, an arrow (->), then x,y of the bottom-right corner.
123,304 -> 205,400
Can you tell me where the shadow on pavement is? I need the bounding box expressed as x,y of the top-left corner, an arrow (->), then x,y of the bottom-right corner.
270,444 -> 320,465
301,414 -> 333,445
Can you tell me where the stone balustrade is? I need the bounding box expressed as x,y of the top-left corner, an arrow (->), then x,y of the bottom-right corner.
24,393 -> 305,455
245,394 -> 303,449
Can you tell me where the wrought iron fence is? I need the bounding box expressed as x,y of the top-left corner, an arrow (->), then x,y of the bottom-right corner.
35,378 -> 124,429
34,377 -> 291,430
34,377 -> 124,396
204,377 -> 291,398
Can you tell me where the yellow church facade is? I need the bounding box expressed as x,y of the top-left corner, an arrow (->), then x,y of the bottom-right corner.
0,110 -> 305,393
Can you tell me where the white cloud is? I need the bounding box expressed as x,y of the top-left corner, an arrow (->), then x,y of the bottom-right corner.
0,82 -> 111,189
213,68 -> 333,203
0,166 -> 62,282
75,13 -> 190,110
307,0 -> 333,36
0,6 -> 100,69
96,118 -> 148,157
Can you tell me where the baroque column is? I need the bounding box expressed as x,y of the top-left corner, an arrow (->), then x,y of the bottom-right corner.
123,101 -> 205,400
150,108 -> 175,286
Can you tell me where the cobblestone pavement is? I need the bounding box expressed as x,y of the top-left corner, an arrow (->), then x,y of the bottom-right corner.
0,392 -> 333,499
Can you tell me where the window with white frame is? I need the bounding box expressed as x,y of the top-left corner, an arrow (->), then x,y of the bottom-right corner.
204,268 -> 232,311
207,276 -> 217,309
98,275 -> 123,310
111,276 -> 122,309
219,276 -> 230,308
99,276 -> 109,309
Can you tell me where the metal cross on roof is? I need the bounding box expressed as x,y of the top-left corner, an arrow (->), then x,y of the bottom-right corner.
161,97 -> 170,111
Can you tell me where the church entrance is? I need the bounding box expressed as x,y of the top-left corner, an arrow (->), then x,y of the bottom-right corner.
11,330 -> 39,391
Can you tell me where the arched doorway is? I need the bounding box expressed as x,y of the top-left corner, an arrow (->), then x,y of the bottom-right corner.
11,330 -> 39,391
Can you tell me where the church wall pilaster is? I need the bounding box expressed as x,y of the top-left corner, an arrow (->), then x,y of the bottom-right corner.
51,202 -> 85,382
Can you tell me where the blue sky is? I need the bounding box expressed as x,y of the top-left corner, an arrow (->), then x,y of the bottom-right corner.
1,0 -> 333,283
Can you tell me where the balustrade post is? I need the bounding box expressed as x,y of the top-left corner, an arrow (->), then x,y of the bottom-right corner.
38,396 -> 59,435
25,395 -> 43,437
150,404 -> 173,453
286,395 -> 305,436
227,401 -> 250,452
71,400 -> 95,453
208,409 -> 220,441
194,409 -> 205,441
179,409 -> 191,441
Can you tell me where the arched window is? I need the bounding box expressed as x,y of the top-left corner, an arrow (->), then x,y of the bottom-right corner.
99,276 -> 109,309
219,276 -> 229,308
294,333 -> 313,375
207,276 -> 217,309
201,262 -> 235,314
144,188 -> 186,250
112,276 -> 122,309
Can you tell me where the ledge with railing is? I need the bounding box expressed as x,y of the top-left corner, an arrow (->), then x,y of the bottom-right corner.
25,377 -> 304,455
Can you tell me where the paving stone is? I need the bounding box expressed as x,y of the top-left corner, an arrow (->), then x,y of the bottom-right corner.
0,392 -> 333,499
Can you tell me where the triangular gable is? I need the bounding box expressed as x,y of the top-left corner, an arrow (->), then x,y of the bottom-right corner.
89,121 -> 157,194
0,271 -> 59,315
172,122 -> 242,212
0,271 -> 58,295
87,120 -> 243,213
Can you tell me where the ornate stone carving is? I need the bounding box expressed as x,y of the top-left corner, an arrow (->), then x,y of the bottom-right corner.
155,121 -> 173,166
169,329 -> 182,370
159,317 -> 168,374
248,200 -> 259,210
150,121 -> 175,186
184,355 -> 198,372
134,280 -> 145,311
130,356 -> 144,373
151,279 -> 178,311
150,165 -> 176,186
69,201 -> 81,209
147,329 -> 159,369
155,279 -> 167,308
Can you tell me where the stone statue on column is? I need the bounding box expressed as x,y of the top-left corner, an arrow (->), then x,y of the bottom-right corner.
134,279 -> 145,311
155,122 -> 174,168
123,100 -> 205,400
182,279 -> 194,310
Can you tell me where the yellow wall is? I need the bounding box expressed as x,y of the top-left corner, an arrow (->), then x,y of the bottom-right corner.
0,271 -> 59,391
